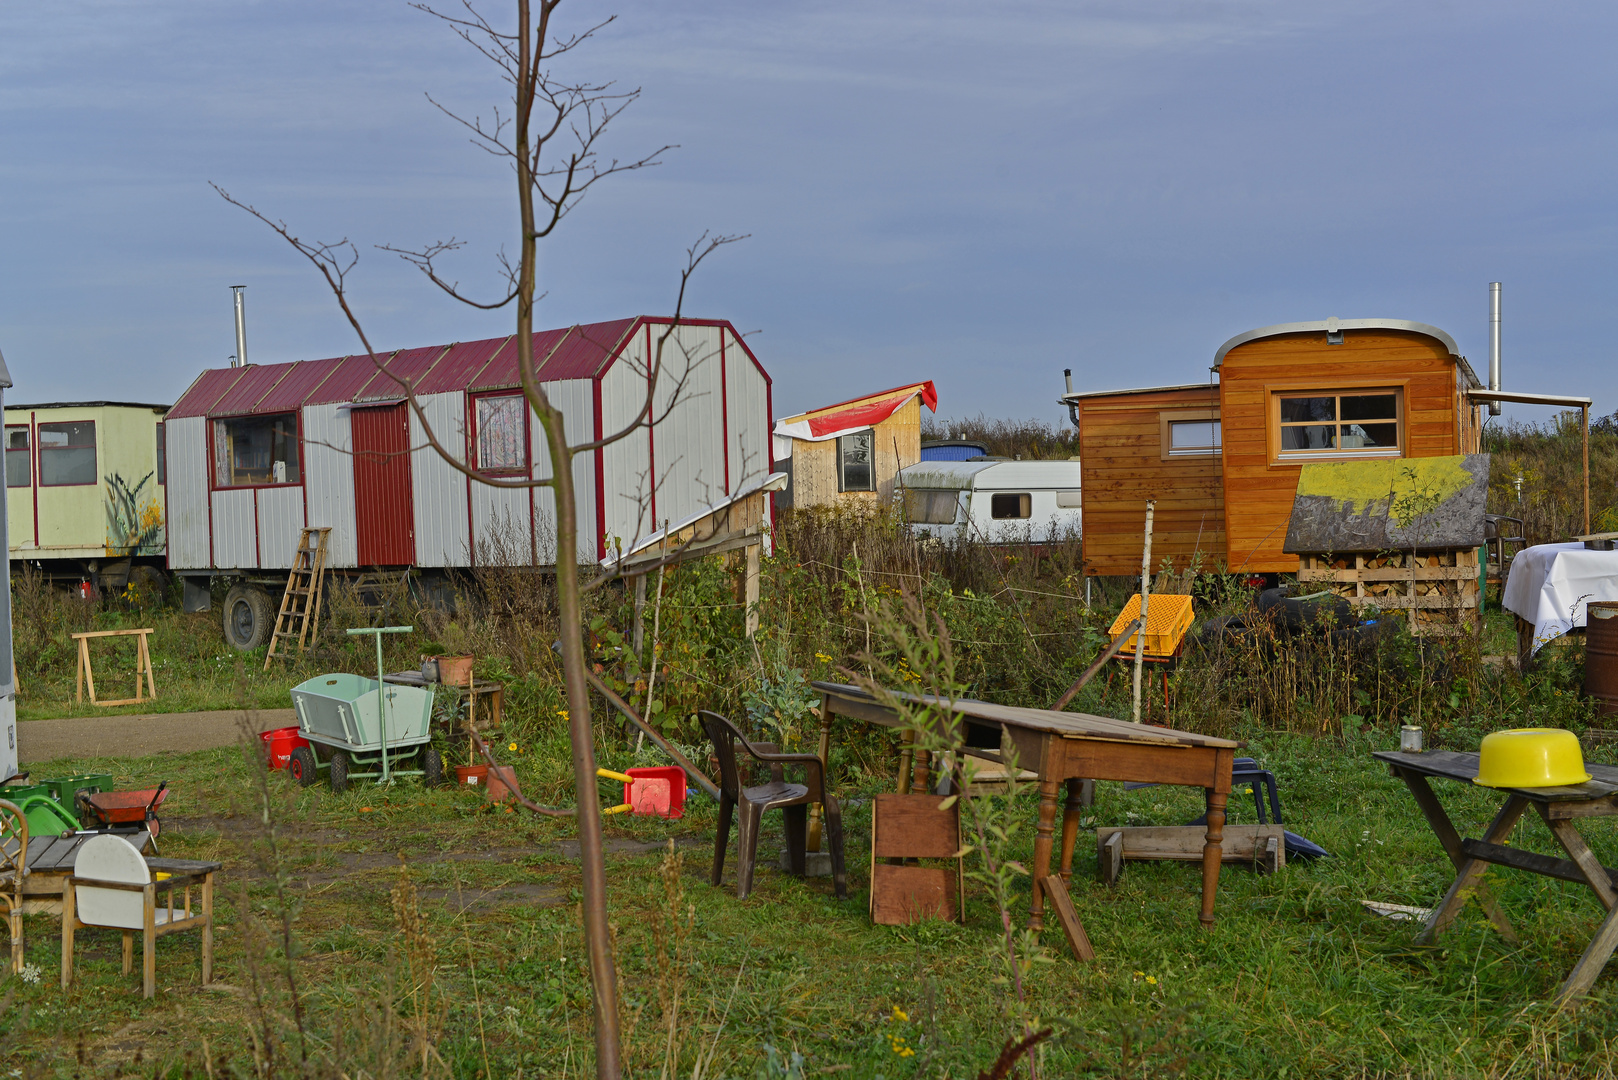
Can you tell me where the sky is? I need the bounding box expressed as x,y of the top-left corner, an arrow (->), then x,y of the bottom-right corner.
1,1 -> 1614,428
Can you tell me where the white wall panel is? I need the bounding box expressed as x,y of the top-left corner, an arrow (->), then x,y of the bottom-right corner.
256,486 -> 306,568
530,379 -> 596,565
410,392 -> 469,567
651,323 -> 728,528
599,331 -> 653,551
210,488 -> 257,568
301,404 -> 358,568
725,328 -> 772,494
471,479 -> 531,565
165,415 -> 211,569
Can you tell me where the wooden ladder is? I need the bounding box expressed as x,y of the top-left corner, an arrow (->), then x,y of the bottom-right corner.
264,527 -> 332,670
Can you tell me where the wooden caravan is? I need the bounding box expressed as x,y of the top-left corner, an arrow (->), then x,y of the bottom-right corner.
1069,383 -> 1224,576
773,382 -> 937,509
1063,318 -> 1486,580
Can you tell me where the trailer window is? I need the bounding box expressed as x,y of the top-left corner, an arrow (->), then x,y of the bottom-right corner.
155,423 -> 165,486
991,493 -> 1031,519
904,489 -> 959,525
1276,390 -> 1400,457
39,421 -> 96,486
1168,420 -> 1221,455
474,393 -> 528,474
838,429 -> 874,492
5,426 -> 29,488
213,413 -> 301,487
1056,490 -> 1081,508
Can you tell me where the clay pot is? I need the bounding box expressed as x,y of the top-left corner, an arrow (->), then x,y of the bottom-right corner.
435,655 -> 475,687
454,764 -> 490,787
485,765 -> 519,802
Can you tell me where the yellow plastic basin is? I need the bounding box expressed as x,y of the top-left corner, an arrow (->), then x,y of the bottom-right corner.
1474,728 -> 1591,788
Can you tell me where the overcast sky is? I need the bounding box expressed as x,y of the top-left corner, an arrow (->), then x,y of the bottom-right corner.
2,1 -> 1613,428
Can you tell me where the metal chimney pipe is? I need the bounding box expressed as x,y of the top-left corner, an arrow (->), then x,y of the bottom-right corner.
1064,368 -> 1074,395
1488,281 -> 1502,416
232,285 -> 249,369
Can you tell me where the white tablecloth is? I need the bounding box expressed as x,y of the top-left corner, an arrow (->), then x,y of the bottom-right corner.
1501,542 -> 1618,654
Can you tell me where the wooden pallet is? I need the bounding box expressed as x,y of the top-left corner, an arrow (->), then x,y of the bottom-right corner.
1296,548 -> 1481,636
264,527 -> 331,669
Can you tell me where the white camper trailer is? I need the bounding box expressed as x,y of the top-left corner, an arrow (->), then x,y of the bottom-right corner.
897,460 -> 1081,543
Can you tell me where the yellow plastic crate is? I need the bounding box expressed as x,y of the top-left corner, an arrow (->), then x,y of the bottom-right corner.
1107,594 -> 1195,660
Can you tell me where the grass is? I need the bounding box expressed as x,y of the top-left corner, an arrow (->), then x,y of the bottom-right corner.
11,716 -> 1618,1077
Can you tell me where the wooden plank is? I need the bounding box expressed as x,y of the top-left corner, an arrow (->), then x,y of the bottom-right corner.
870,864 -> 956,925
1096,824 -> 1283,863
1462,838 -> 1618,892
1100,830 -> 1123,885
1041,875 -> 1096,961
872,793 -> 960,859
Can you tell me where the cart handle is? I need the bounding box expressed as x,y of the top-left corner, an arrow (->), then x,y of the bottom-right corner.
346,626 -> 415,636
596,768 -> 634,784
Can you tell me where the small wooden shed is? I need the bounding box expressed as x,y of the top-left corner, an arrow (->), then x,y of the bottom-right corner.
773,382 -> 937,509
1064,318 -> 1485,578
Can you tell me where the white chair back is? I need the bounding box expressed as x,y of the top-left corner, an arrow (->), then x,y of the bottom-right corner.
73,834 -> 150,930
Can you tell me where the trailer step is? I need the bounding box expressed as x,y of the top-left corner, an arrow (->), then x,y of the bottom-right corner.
264,527 -> 332,671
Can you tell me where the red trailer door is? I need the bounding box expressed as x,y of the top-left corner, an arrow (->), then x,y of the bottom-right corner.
351,404 -> 415,566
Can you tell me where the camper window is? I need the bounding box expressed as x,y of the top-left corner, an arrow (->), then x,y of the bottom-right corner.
1275,390 -> 1400,457
1168,420 -> 1221,455
39,421 -> 96,486
838,430 -> 874,492
213,413 -> 301,487
991,493 -> 1031,519
904,489 -> 958,524
474,392 -> 528,474
5,426 -> 30,488
156,423 -> 166,486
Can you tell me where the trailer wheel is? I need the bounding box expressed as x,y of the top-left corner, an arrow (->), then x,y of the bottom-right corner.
422,747 -> 443,788
329,750 -> 350,794
127,565 -> 170,608
288,746 -> 318,787
223,583 -> 275,651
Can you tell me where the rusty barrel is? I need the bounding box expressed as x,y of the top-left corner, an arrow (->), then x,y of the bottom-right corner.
1587,601 -> 1618,718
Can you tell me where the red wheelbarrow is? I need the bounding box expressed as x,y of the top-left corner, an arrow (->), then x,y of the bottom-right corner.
77,781 -> 169,841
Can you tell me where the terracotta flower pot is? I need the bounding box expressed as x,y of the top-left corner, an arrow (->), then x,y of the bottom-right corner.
435,655 -> 475,687
454,764 -> 490,787
485,765 -> 519,802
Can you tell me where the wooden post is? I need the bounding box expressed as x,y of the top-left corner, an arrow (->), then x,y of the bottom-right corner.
744,542 -> 761,639
1583,404 -> 1591,536
1132,501 -> 1155,724
631,574 -> 647,658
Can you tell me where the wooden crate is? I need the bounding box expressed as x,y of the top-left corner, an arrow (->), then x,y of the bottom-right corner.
1296,548 -> 1480,636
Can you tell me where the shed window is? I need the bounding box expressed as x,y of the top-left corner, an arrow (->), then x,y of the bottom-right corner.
837,430 -> 874,492
5,426 -> 30,488
155,423 -> 166,486
213,413 -> 301,487
904,489 -> 959,525
475,393 -> 528,474
39,421 -> 96,486
1276,390 -> 1400,457
1168,420 -> 1221,456
991,493 -> 1031,519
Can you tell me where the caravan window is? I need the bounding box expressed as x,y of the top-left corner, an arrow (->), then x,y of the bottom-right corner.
1159,409 -> 1220,459
838,429 -> 874,492
39,421 -> 96,486
990,493 -> 1031,519
5,426 -> 30,488
474,392 -> 528,474
213,413 -> 301,487
1274,390 -> 1401,458
156,423 -> 166,486
904,489 -> 959,525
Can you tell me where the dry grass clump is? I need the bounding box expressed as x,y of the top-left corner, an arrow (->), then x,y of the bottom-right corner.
921,413 -> 1079,460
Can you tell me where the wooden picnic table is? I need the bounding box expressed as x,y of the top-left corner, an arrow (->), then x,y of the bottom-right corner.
1376,748 -> 1618,1005
812,681 -> 1239,931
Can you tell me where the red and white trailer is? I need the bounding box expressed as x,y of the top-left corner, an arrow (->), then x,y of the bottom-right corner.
164,316 -> 773,648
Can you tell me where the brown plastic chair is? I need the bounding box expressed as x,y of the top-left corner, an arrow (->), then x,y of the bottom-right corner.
700,711 -> 847,901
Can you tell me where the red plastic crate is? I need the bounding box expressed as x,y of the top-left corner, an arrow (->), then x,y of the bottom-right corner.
624,766 -> 688,819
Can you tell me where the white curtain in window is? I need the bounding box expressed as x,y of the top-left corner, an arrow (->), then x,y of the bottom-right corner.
477,395 -> 525,471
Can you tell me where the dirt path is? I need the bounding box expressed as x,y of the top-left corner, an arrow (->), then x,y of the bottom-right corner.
17,708 -> 296,764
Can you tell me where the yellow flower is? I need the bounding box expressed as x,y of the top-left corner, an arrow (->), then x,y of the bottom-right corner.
509,742 -> 519,753
1133,970 -> 1144,978
815,652 -> 832,663
558,709 -> 570,722
891,1006 -> 909,1023
1145,975 -> 1158,985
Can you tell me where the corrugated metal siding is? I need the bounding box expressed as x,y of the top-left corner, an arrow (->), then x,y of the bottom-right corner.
257,486 -> 306,568
417,338 -> 511,396
471,478 -> 532,564
651,322 -> 728,526
355,345 -> 450,402
212,363 -> 296,416
257,358 -> 344,414
527,379 -> 595,565
302,404 -> 358,568
598,332 -> 654,550
165,415 -> 211,568
725,327 -> 772,494
169,368 -> 250,419
307,355 -> 384,406
409,392 -> 469,566
211,488 -> 257,568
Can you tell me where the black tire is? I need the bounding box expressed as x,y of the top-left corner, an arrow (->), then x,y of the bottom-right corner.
329,750 -> 350,794
1257,587 -> 1353,635
288,746 -> 318,787
223,583 -> 275,651
422,746 -> 443,788
127,565 -> 170,607
1195,614 -> 1250,654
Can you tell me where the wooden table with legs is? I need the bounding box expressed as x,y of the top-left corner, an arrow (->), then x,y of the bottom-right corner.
1376,749 -> 1618,1006
812,682 -> 1238,930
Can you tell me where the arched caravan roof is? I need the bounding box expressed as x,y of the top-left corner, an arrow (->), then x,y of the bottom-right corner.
1213,319 -> 1467,370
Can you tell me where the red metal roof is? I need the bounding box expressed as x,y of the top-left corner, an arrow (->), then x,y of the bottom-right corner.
168,317 -> 744,416
355,344 -> 452,401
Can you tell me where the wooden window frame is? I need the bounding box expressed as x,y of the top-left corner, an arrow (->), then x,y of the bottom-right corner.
470,391 -> 531,477
1158,409 -> 1221,461
1263,379 -> 1408,467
